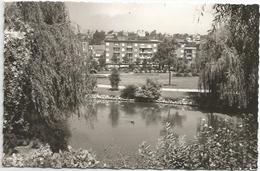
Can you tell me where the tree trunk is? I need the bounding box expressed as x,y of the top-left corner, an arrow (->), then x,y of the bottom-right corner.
168,65 -> 171,85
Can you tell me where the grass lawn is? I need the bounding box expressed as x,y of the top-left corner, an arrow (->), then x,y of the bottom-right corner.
96,73 -> 199,89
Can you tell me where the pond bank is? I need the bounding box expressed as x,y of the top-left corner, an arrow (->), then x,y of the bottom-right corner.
90,94 -> 196,106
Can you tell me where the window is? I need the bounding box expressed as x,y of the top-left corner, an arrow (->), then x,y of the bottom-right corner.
114,43 -> 119,46
122,48 -> 125,52
106,42 -> 109,46
113,47 -> 120,51
121,43 -> 125,46
122,53 -> 125,57
113,53 -> 120,57
126,53 -> 133,57
106,53 -> 109,57
106,48 -> 109,51
153,44 -> 157,47
126,48 -> 133,51
134,43 -> 138,46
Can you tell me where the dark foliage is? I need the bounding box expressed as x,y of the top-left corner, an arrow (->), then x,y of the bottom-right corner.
4,2 -> 95,153
120,85 -> 138,99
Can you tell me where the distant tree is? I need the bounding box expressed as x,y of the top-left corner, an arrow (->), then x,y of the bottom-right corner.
142,58 -> 148,72
90,30 -> 105,45
98,53 -> 106,69
111,55 -> 118,65
117,30 -> 124,37
135,57 -> 141,65
107,30 -> 113,34
153,39 -> 178,85
122,55 -> 130,64
145,31 -> 150,37
109,68 -> 121,90
150,30 -> 157,38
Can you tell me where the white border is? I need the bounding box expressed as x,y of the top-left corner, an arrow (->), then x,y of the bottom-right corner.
0,1 -> 259,171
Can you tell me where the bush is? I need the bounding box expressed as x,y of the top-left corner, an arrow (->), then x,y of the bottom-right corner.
183,72 -> 191,77
175,72 -> 183,77
120,85 -> 138,99
109,68 -> 121,90
3,144 -> 100,168
135,79 -> 161,102
138,114 -> 257,170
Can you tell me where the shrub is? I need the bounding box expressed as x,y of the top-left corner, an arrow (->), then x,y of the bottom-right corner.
120,85 -> 138,99
109,68 -> 121,90
175,72 -> 183,77
138,114 -> 257,170
135,79 -> 161,102
2,144 -> 100,168
183,72 -> 190,77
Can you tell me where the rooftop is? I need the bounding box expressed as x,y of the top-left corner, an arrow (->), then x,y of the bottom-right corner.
105,38 -> 161,43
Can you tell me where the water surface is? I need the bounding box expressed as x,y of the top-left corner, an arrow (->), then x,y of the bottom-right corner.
67,101 -> 239,159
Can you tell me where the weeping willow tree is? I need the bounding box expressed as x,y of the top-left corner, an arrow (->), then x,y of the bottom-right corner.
4,2 -> 95,153
198,4 -> 259,113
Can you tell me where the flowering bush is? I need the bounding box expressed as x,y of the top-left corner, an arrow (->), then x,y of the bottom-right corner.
135,79 -> 161,102
3,144 -> 100,168
138,114 -> 257,170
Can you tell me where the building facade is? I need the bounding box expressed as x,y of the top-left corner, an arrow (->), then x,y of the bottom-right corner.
104,39 -> 161,64
176,44 -> 197,61
89,45 -> 105,61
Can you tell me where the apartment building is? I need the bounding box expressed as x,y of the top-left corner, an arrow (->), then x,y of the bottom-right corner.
89,45 -> 105,61
104,39 -> 161,64
176,44 -> 197,61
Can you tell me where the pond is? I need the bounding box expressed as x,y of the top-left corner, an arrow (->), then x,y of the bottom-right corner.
67,101 -> 240,160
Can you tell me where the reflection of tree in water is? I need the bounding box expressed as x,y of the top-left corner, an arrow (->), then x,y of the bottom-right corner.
141,104 -> 162,126
75,102 -> 98,129
121,102 -> 136,116
162,109 -> 187,128
109,102 -> 120,127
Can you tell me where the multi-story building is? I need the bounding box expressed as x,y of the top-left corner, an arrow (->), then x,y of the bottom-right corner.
89,45 -> 105,61
176,44 -> 197,62
104,39 -> 161,65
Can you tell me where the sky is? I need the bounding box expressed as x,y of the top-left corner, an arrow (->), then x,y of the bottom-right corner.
65,2 -> 214,35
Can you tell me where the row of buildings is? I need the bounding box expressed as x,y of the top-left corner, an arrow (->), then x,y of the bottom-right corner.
83,33 -> 202,66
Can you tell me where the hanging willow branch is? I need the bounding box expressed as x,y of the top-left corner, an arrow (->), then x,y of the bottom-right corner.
198,4 -> 259,112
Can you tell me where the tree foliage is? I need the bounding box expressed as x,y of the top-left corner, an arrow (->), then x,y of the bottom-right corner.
153,39 -> 178,70
109,68 -> 121,90
4,2 -> 95,153
198,4 -> 259,113
90,30 -> 105,45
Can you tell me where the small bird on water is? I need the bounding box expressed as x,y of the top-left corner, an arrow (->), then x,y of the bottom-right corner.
130,120 -> 135,124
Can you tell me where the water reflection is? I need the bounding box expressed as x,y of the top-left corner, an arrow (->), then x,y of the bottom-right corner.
65,101 -> 245,158
109,102 -> 120,127
121,102 -> 137,115
76,103 -> 98,129
141,104 -> 162,126
162,109 -> 187,127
